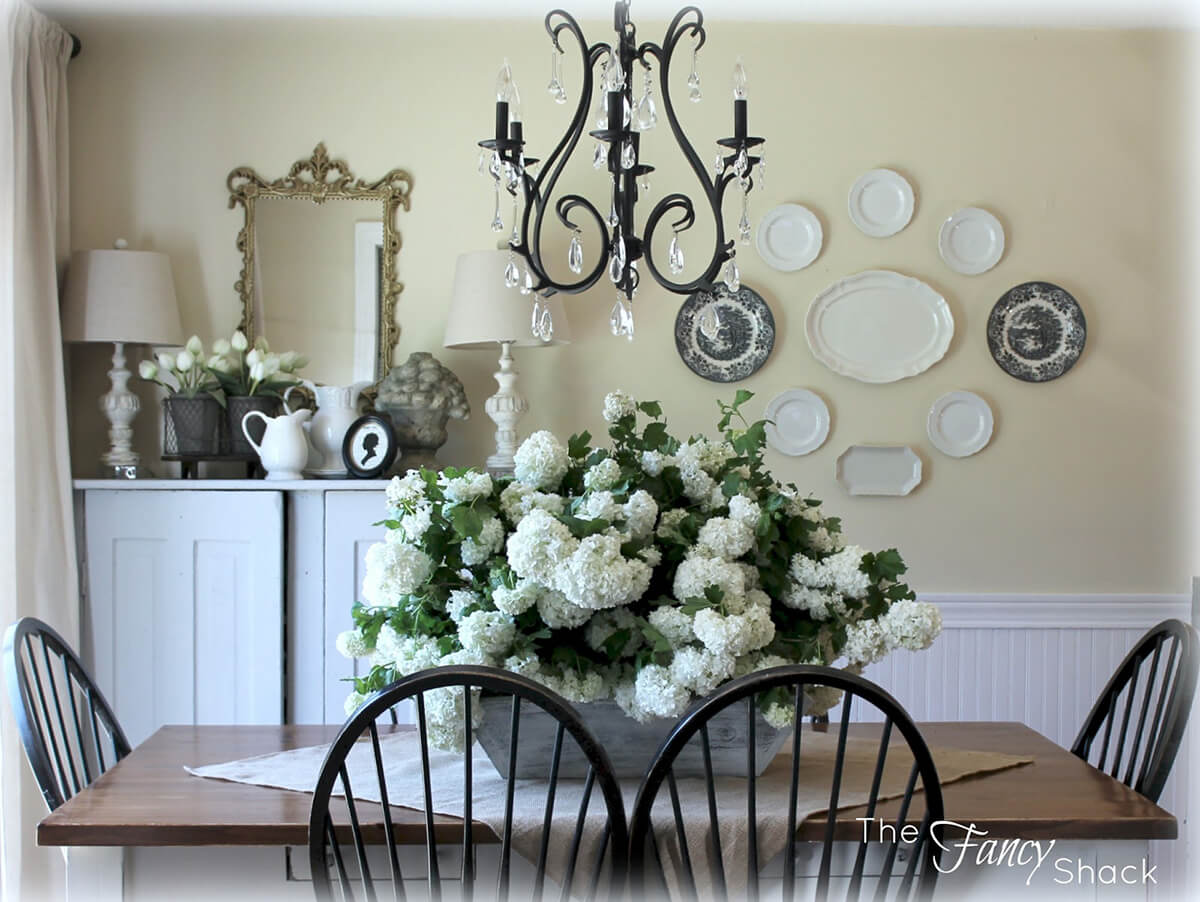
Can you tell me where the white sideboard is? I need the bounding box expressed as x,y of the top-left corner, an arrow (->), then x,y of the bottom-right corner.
74,479 -> 389,745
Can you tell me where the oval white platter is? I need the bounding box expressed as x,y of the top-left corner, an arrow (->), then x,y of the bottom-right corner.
927,390 -> 994,458
756,204 -> 823,271
805,270 -> 954,383
764,389 -> 830,456
938,207 -> 1005,275
836,445 -> 922,496
847,168 -> 914,238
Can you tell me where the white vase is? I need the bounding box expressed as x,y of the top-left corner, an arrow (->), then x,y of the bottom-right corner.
285,380 -> 372,477
241,408 -> 313,481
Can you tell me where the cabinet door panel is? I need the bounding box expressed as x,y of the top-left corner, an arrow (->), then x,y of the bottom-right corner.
83,490 -> 284,746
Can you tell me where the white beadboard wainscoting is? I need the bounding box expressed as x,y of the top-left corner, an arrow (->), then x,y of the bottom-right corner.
853,594 -> 1194,902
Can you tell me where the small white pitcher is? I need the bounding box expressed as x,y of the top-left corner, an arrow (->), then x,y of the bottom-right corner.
284,380 -> 372,477
241,407 -> 312,481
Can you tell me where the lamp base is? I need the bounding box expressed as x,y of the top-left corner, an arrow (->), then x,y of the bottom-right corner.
99,341 -> 146,476
484,341 -> 529,477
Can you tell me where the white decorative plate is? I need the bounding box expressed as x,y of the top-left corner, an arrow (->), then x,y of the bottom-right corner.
927,391 -> 994,458
836,446 -> 922,496
938,207 -> 1005,275
755,204 -> 823,271
847,168 -> 915,238
764,389 -> 830,456
805,270 -> 954,383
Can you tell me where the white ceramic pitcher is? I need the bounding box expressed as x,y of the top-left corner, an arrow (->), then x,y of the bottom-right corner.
284,380 -> 372,478
241,407 -> 312,481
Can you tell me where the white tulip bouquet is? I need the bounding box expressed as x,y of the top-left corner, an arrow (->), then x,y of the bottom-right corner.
338,391 -> 942,750
205,331 -> 308,398
138,335 -> 222,400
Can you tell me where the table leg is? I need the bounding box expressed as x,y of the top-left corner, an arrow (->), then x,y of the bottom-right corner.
65,847 -> 125,902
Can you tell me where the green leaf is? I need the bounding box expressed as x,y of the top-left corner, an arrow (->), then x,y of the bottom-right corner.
642,421 -> 669,450
558,515 -> 611,539
732,389 -> 754,409
722,471 -> 745,498
602,628 -> 632,660
568,431 -> 592,459
703,585 -> 726,605
637,400 -> 663,418
448,505 -> 483,540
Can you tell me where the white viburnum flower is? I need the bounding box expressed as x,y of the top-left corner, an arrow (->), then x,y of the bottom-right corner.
841,618 -> 888,667
692,605 -> 775,657
583,457 -> 622,492
633,664 -> 692,719
647,605 -> 695,648
673,553 -> 746,606
461,515 -> 504,566
668,646 -> 735,696
492,581 -> 541,616
507,508 -> 577,586
513,430 -> 569,490
622,490 -> 658,541
499,482 -> 566,526
640,450 -> 666,477
445,589 -> 482,623
439,470 -> 494,505
343,691 -> 367,717
555,532 -> 652,610
386,471 -> 427,511
578,490 -> 622,523
696,516 -> 755,561
458,610 -> 515,656
602,390 -> 637,423
727,495 -> 761,529
335,629 -> 372,659
362,540 -> 433,606
880,599 -> 942,652
535,588 -> 592,629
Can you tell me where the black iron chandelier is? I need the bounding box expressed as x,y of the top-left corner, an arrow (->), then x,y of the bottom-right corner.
478,0 -> 765,340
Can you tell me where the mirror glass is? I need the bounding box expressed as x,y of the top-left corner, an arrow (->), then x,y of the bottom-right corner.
254,200 -> 382,386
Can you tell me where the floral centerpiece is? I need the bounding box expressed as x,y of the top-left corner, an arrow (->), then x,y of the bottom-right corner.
139,335 -> 224,455
205,331 -> 307,456
337,391 -> 941,751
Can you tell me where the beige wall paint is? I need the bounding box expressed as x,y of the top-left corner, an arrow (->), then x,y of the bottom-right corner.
59,14 -> 1192,594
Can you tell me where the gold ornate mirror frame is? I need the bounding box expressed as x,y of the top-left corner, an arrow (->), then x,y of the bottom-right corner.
227,143 -> 413,382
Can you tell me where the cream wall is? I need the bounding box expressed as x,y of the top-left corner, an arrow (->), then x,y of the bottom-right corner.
58,13 -> 1192,594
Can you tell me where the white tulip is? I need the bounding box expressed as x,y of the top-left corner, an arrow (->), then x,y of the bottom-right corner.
212,338 -> 231,356
185,335 -> 203,356
292,354 -> 310,369
156,352 -> 176,371
263,353 -> 281,376
278,350 -> 299,372
249,361 -> 267,382
176,350 -> 195,372
245,349 -> 263,368
138,360 -> 158,380
253,335 -> 270,353
207,354 -> 232,374
230,331 -> 248,352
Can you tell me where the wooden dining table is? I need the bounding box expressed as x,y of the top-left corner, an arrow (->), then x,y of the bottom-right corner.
39,721 -> 1177,901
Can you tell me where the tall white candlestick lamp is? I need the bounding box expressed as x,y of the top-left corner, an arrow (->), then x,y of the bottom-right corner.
61,240 -> 184,478
443,249 -> 570,476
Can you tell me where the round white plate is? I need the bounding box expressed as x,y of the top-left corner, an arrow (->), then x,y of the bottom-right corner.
847,168 -> 915,238
927,390 -> 994,457
764,389 -> 830,456
755,204 -> 823,271
938,207 -> 1005,275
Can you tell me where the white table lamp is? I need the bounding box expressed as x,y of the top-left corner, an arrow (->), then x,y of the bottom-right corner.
61,242 -> 184,478
443,250 -> 569,476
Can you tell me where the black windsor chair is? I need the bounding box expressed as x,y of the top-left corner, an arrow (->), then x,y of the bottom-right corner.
628,665 -> 944,902
2,616 -> 131,811
308,665 -> 628,902
1071,618 -> 1198,803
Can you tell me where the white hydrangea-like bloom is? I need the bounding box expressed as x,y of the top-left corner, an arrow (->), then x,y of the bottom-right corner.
807,526 -> 837,554
556,533 -> 652,610
648,605 -> 695,648
344,691 -> 367,717
396,501 -> 434,544
639,546 -> 663,568
385,471 -> 426,510
536,588 -> 592,629
439,471 -> 493,505
335,629 -> 371,659
676,438 -> 733,476
583,457 -> 622,492
880,600 -> 942,651
538,668 -> 610,703
623,490 -> 658,540
842,619 -> 887,666
806,685 -> 845,718
492,581 -> 540,616
445,589 -> 482,623
640,450 -> 666,477
374,627 -> 441,675
727,495 -> 761,529
679,466 -> 718,504
656,508 -> 690,541
673,553 -> 746,605
602,390 -> 637,423
513,430 -> 569,490
458,610 -> 515,656
461,515 -> 504,566
781,584 -> 843,620
421,685 -> 483,753
790,553 -> 823,588
499,482 -> 566,526
633,664 -> 692,719
503,652 -> 541,679
696,516 -> 755,561
737,563 -> 761,591
692,605 -> 775,657
578,490 -> 622,523
585,608 -> 641,657
362,541 -> 434,606
507,508 -> 577,585
823,546 -> 872,599
669,646 -> 734,696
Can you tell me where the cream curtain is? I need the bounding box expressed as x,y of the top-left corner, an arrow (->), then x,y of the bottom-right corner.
0,1 -> 76,899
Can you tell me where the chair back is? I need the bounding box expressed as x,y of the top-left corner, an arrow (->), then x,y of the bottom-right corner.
628,665 -> 944,902
308,664 -> 628,902
1071,618 -> 1198,802
2,617 -> 131,811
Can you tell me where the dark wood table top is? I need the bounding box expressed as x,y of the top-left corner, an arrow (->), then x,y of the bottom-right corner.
38,721 -> 1177,847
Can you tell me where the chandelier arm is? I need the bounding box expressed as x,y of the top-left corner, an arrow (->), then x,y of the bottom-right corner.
515,193 -> 608,295
641,192 -> 732,293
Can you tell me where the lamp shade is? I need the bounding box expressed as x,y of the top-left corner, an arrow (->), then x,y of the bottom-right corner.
443,250 -> 570,349
61,249 -> 184,346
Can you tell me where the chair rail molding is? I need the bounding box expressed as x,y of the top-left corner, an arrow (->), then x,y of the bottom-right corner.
922,593 -> 1191,630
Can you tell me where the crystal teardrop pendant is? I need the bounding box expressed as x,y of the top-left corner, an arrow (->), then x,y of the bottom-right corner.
491,185 -> 504,232
607,53 -> 625,91
687,46 -> 702,102
722,257 -> 740,293
539,307 -> 554,341
638,173 -> 650,195
594,62 -> 609,127
757,146 -> 767,186
699,303 -> 722,340
488,151 -> 502,180
531,298 -> 544,337
713,152 -> 725,178
609,298 -> 624,336
623,300 -> 635,341
734,147 -> 749,177
621,95 -> 632,130
477,148 -> 488,175
593,141 -> 607,169
567,232 -> 583,274
738,191 -> 751,244
620,140 -> 636,170
609,236 -> 625,284
504,256 -> 520,288
547,48 -> 566,103
520,266 -> 534,296
668,231 -> 685,276
608,181 -> 620,227
636,70 -> 658,131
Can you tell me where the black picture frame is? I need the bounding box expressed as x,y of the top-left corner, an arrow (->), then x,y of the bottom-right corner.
342,414 -> 398,479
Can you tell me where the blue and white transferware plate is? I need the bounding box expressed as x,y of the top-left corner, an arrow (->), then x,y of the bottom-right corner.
986,281 -> 1086,382
675,283 -> 775,383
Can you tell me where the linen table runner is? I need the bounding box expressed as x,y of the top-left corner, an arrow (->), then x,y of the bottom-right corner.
188,728 -> 1031,900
